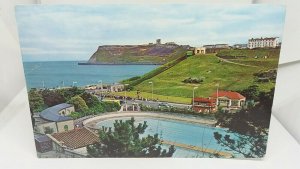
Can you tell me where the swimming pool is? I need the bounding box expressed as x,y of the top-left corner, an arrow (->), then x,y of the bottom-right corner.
96,116 -> 240,158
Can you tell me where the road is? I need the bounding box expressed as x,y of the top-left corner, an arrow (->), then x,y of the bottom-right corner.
126,100 -> 191,109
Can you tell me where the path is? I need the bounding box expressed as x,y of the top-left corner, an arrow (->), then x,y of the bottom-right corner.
217,57 -> 258,68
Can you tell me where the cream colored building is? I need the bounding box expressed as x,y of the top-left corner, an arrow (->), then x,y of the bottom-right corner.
194,47 -> 206,54
248,37 -> 279,49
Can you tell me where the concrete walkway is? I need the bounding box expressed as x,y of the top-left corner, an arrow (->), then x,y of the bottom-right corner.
83,111 -> 216,130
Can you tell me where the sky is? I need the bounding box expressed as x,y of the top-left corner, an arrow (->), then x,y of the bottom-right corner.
15,4 -> 286,62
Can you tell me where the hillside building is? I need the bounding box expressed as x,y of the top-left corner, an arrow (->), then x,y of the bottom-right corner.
248,37 -> 279,49
194,47 -> 206,54
203,44 -> 230,53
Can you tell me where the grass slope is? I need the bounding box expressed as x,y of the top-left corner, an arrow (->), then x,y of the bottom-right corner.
118,54 -> 277,103
217,48 -> 280,69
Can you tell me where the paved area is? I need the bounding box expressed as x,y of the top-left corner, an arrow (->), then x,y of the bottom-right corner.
83,111 -> 216,130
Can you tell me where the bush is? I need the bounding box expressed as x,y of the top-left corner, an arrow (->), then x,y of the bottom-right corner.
182,77 -> 204,84
67,95 -> 89,112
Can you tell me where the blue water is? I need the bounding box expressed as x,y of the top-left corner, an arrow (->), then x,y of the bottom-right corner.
23,61 -> 158,89
96,117 -> 241,158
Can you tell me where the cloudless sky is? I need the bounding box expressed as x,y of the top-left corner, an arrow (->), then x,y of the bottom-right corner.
15,4 -> 285,61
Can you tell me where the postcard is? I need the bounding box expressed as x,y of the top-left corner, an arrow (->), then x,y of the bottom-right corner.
15,4 -> 285,158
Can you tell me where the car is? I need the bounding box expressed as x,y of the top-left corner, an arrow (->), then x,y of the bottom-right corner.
158,103 -> 170,108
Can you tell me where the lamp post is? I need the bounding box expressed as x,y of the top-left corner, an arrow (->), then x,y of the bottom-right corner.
149,81 -> 153,101
192,86 -> 198,107
98,80 -> 103,100
216,83 -> 219,106
42,81 -> 45,89
72,81 -> 77,87
124,83 -> 129,105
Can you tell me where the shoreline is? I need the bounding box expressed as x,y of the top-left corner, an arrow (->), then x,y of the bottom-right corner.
78,62 -> 163,65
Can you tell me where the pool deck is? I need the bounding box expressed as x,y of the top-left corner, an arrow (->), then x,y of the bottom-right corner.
163,140 -> 232,158
83,111 -> 217,130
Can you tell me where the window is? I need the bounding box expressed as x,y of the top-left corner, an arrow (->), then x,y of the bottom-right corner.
64,125 -> 69,131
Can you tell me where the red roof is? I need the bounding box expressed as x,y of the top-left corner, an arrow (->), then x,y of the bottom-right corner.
193,97 -> 215,103
211,91 -> 245,100
51,127 -> 99,149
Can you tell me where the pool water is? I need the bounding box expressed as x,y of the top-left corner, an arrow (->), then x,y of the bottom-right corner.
96,117 -> 240,158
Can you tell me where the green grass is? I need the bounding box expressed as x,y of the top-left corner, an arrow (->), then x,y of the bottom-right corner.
217,48 -> 280,69
130,54 -> 276,100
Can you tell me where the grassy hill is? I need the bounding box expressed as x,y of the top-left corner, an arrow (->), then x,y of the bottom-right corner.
216,48 -> 280,69
115,49 -> 279,104
88,44 -> 188,64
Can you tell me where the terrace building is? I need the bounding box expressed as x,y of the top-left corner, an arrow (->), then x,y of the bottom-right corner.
248,37 -> 279,49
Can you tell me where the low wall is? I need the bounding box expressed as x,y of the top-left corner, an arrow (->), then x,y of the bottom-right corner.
83,111 -> 216,130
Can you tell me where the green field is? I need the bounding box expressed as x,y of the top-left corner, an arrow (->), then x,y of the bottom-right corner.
118,52 -> 278,103
217,48 -> 280,69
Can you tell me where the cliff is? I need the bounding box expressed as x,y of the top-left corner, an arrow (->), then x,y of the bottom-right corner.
86,44 -> 188,65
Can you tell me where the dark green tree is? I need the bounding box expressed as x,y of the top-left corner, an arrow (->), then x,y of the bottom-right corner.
214,88 -> 274,158
80,92 -> 100,108
87,117 -> 175,157
41,89 -> 66,107
67,95 -> 88,112
58,87 -> 85,101
239,85 -> 259,101
28,89 -> 44,113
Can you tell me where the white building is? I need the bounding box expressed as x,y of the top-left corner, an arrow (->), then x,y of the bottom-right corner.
248,37 -> 279,49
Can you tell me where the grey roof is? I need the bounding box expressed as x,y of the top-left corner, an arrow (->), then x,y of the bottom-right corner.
40,103 -> 73,122
34,135 -> 52,143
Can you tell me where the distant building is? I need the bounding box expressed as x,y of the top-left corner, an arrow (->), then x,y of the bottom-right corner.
248,37 -> 279,49
47,127 -> 100,156
156,39 -> 161,45
210,91 -> 246,109
203,44 -> 229,53
194,47 -> 206,54
192,97 -> 216,113
35,103 -> 75,134
165,42 -> 177,45
233,44 -> 248,49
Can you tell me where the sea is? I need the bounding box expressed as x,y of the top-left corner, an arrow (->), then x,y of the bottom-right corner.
23,61 -> 158,89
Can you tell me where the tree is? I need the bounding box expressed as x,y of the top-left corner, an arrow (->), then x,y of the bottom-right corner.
41,89 -> 66,107
214,88 -> 274,158
80,92 -> 100,108
67,95 -> 88,112
28,89 -> 44,113
239,85 -> 259,101
58,87 -> 85,101
87,117 -> 175,157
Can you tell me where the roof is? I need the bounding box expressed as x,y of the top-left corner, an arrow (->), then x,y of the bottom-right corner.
193,97 -> 215,103
211,91 -> 245,100
40,103 -> 73,122
34,135 -> 52,143
51,127 -> 99,149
